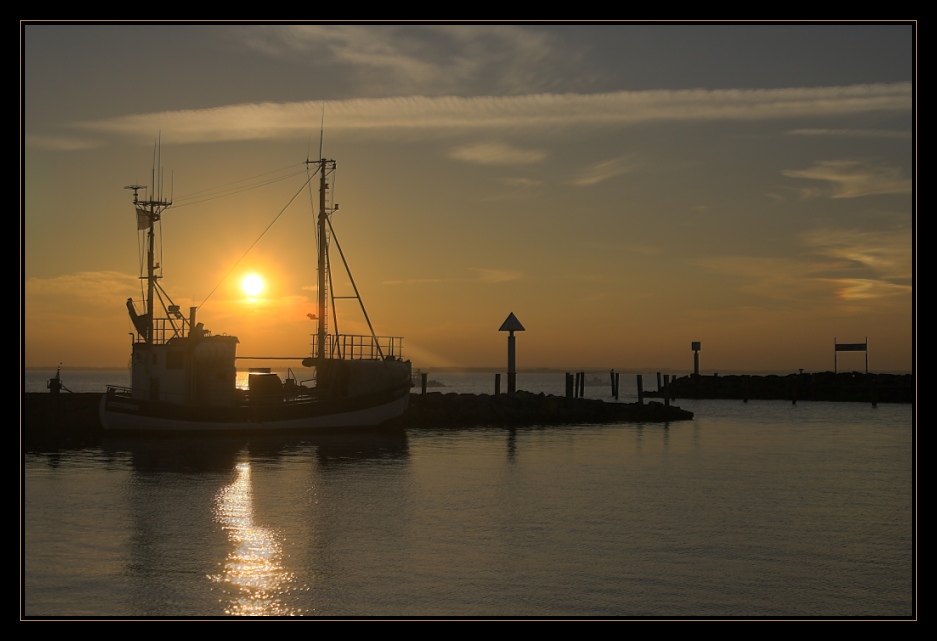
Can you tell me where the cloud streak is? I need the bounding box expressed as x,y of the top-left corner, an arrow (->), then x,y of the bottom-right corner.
571,156 -> 640,186
694,222 -> 912,310
783,160 -> 912,198
57,82 -> 911,149
236,24 -> 584,97
449,142 -> 546,165
801,226 -> 912,281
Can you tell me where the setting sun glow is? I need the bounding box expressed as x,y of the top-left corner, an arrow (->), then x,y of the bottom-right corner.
242,274 -> 264,297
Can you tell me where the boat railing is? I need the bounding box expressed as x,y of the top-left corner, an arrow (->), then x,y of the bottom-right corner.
105,385 -> 133,397
132,317 -> 190,345
312,333 -> 405,361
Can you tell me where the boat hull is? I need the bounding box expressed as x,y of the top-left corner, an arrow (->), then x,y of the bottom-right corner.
99,382 -> 410,433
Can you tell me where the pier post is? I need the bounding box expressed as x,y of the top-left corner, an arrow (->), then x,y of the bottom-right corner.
692,341 -> 701,379
636,374 -> 644,405
663,375 -> 670,408
657,372 -> 662,393
565,372 -> 574,398
499,313 -> 525,395
579,371 -> 585,398
495,373 -> 501,395
421,372 -> 428,395
507,335 -> 517,394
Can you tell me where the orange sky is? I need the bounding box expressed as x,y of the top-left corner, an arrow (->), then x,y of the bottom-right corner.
22,22 -> 915,374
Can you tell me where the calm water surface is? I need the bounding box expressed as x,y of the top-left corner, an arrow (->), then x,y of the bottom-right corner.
22,371 -> 914,619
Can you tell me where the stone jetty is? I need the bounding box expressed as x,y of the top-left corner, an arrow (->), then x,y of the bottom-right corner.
399,391 -> 691,428
644,371 -> 913,403
22,391 -> 693,450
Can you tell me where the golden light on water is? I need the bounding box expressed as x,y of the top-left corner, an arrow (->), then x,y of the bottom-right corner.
211,461 -> 301,616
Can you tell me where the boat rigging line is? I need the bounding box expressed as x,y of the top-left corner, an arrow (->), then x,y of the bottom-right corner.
197,169 -> 317,310
170,163 -> 309,210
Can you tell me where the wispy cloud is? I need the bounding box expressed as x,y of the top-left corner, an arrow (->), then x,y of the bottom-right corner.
497,177 -> 543,189
24,134 -> 102,151
449,142 -> 546,165
382,278 -> 444,285
25,271 -> 138,299
695,223 -> 911,308
235,24 -> 585,97
55,82 -> 912,150
801,226 -> 912,281
469,267 -> 525,283
818,277 -> 911,301
571,155 -> 639,186
786,128 -> 911,139
380,269 -> 524,286
695,255 -> 836,304
782,159 -> 912,198
480,176 -> 546,202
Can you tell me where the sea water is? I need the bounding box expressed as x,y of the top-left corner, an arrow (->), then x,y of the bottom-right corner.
22,369 -> 915,619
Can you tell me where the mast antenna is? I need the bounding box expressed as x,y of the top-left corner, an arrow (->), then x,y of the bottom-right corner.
319,107 -> 325,159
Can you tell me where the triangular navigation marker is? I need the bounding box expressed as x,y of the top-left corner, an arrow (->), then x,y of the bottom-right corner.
499,312 -> 525,332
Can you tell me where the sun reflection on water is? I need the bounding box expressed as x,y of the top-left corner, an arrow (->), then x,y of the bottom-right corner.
210,461 -> 301,616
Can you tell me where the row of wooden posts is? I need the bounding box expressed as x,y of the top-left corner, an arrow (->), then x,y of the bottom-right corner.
414,371 -> 884,407
415,371 -> 682,407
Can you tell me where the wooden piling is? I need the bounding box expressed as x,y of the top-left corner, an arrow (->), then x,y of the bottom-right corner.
495,373 -> 501,396
565,372 -> 574,398
421,372 -> 428,394
636,374 -> 644,405
663,375 -> 670,408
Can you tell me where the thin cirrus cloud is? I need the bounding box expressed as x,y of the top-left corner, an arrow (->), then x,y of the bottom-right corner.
497,177 -> 543,189
469,267 -> 525,283
694,224 -> 911,307
782,159 -> 912,198
237,24 -> 581,96
787,127 -> 912,139
59,82 -> 912,149
801,227 -> 912,281
570,156 -> 640,186
25,271 -> 138,300
381,269 -> 523,286
448,142 -> 546,165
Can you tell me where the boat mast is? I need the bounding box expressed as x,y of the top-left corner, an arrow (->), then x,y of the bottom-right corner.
314,157 -> 336,361
125,149 -> 171,345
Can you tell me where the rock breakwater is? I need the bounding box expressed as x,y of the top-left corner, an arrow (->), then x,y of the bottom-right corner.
645,371 -> 913,403
400,391 -> 691,428
22,391 -> 693,450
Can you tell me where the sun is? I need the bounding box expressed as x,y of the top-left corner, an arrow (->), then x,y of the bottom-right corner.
242,274 -> 265,296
